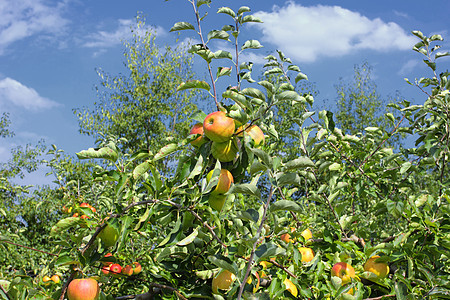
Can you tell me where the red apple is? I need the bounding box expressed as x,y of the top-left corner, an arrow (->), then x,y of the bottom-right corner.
203,111 -> 235,142
133,262 -> 142,275
331,262 -> 356,285
206,169 -> 234,194
245,125 -> 265,147
211,139 -> 238,162
67,278 -> 100,300
102,253 -> 114,266
109,263 -> 122,277
122,265 -> 133,276
101,265 -> 110,275
189,123 -> 208,147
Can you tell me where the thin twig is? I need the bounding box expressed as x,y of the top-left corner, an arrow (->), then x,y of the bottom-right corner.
237,186 -> 274,300
1,240 -> 57,257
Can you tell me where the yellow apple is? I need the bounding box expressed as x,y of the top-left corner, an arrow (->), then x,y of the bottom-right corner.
364,255 -> 389,279
299,247 -> 315,263
211,138 -> 238,162
331,262 -> 356,285
245,125 -> 265,147
212,269 -> 236,294
206,169 -> 234,194
301,228 -> 312,240
133,262 -> 142,275
203,111 -> 235,142
51,275 -> 61,284
284,278 -> 298,297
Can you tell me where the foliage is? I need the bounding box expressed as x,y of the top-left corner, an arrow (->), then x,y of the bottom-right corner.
1,2 -> 450,300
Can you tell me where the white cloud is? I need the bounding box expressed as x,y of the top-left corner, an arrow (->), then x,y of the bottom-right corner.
0,77 -> 60,111
398,59 -> 420,76
252,2 -> 417,63
83,19 -> 166,52
0,0 -> 69,55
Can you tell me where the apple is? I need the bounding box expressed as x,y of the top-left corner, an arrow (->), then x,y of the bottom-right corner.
101,265 -> 110,275
67,278 -> 100,300
42,275 -> 52,285
98,224 -> 119,248
211,269 -> 236,294
122,265 -> 133,276
189,123 -> 208,147
280,227 -> 296,243
102,253 -> 114,266
298,247 -> 315,263
203,111 -> 235,142
301,228 -> 313,241
283,278 -> 298,297
331,262 -> 356,285
208,193 -> 227,212
109,263 -> 122,277
133,262 -> 142,275
206,169 -> 234,195
245,125 -> 265,147
211,139 -> 238,162
51,274 -> 61,284
364,255 -> 389,279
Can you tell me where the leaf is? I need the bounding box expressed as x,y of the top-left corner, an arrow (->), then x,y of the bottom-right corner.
208,255 -> 238,275
241,87 -> 266,101
241,15 -> 263,23
228,183 -> 261,199
133,160 -> 151,180
283,157 -> 315,171
176,80 -> 211,92
50,217 -> 82,237
277,90 -> 303,102
170,22 -> 195,32
276,172 -> 301,187
237,6 -> 251,15
400,161 -> 412,174
76,146 -> 118,162
242,39 -> 263,50
270,200 -> 302,213
217,7 -> 236,18
255,242 -> 285,263
153,143 -> 178,162
177,228 -> 199,246
55,254 -> 78,266
295,72 -> 308,82
207,30 -> 230,41
214,50 -> 233,60
436,51 -> 450,59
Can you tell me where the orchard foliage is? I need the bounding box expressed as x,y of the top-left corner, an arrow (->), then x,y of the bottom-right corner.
1,1 -> 450,300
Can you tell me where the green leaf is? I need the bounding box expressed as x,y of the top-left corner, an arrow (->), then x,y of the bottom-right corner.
436,51 -> 450,59
270,200 -> 302,213
177,80 -> 211,92
276,172 -> 301,187
76,146 -> 118,162
237,6 -> 251,15
214,50 -> 233,60
217,7 -> 236,18
153,143 -> 178,162
50,217 -> 82,237
55,255 -> 78,266
133,160 -> 151,180
295,72 -> 308,82
277,90 -> 303,102
242,40 -> 263,50
241,15 -> 263,23
400,161 -> 412,174
207,30 -> 230,41
170,22 -> 195,32
241,87 -> 266,101
217,67 -> 232,78
177,228 -> 199,246
228,183 -> 261,199
283,157 -> 315,171
208,255 -> 238,275
255,243 -> 285,263
197,0 -> 211,7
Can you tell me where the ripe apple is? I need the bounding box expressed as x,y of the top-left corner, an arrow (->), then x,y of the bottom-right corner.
245,125 -> 265,147
51,274 -> 61,284
109,263 -> 122,277
98,224 -> 119,248
331,262 -> 356,285
101,265 -> 110,275
280,227 -> 296,243
206,169 -> 234,194
67,278 -> 100,300
122,265 -> 133,276
189,123 -> 208,147
102,253 -> 114,266
283,278 -> 298,297
301,228 -> 313,240
364,255 -> 389,279
298,247 -> 315,263
42,275 -> 52,285
212,269 -> 236,294
133,262 -> 142,275
208,193 -> 227,212
203,111 -> 235,142
211,139 -> 238,162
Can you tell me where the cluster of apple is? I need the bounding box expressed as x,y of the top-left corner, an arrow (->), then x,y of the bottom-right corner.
189,110 -> 265,211
41,274 -> 60,286
100,253 -> 142,277
62,202 -> 97,219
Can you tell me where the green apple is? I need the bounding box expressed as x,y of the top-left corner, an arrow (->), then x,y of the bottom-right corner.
98,224 -> 119,248
67,278 -> 100,300
211,139 -> 238,162
208,193 -> 227,211
206,169 -> 234,194
203,111 -> 235,142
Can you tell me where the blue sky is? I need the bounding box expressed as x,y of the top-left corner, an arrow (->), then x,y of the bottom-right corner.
0,0 -> 449,185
